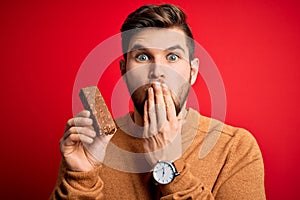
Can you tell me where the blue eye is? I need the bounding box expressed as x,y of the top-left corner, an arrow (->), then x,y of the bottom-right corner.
167,54 -> 179,62
136,54 -> 149,62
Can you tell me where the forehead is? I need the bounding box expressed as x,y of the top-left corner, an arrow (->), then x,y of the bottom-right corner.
128,27 -> 188,52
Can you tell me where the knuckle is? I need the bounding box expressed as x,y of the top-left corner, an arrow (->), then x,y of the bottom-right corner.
69,126 -> 80,134
68,134 -> 76,141
77,110 -> 85,117
69,133 -> 79,141
66,118 -> 73,127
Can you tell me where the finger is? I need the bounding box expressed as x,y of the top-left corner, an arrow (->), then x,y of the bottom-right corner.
152,82 -> 166,107
148,87 -> 157,135
143,100 -> 149,126
65,110 -> 92,130
66,117 -> 93,130
152,83 -> 167,131
64,126 -> 96,140
162,84 -> 177,122
143,100 -> 149,137
75,110 -> 91,118
64,132 -> 94,146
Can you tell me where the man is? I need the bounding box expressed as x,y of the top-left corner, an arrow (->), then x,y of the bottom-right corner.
51,4 -> 265,199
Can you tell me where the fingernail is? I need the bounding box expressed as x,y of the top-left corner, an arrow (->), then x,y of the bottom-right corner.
153,82 -> 161,88
90,130 -> 96,137
84,110 -> 90,116
148,87 -> 153,93
161,83 -> 168,89
86,118 -> 93,124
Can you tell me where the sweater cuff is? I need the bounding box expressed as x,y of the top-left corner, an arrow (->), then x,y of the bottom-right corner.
65,166 -> 102,190
174,159 -> 185,174
160,160 -> 200,195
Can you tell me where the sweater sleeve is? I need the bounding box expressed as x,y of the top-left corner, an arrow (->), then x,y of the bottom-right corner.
50,160 -> 104,200
159,129 -> 265,200
213,129 -> 266,200
159,159 -> 215,200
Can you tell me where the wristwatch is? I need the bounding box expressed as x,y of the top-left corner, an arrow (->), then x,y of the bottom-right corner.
153,161 -> 179,185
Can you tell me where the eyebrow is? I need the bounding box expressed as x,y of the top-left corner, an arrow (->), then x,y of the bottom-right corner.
129,44 -> 186,54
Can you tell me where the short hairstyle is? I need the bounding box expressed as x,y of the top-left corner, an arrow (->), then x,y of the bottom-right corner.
121,4 -> 195,61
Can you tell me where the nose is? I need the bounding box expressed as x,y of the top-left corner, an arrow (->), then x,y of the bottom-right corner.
148,62 -> 165,79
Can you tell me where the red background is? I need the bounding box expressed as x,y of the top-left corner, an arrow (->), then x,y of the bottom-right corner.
1,0 -> 299,199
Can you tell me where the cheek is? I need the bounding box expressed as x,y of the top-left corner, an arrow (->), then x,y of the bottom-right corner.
126,60 -> 143,76
167,63 -> 191,82
165,66 -> 190,96
178,63 -> 191,79
124,65 -> 150,93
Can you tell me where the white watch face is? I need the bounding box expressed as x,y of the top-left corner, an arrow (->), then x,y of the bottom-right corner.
153,161 -> 176,184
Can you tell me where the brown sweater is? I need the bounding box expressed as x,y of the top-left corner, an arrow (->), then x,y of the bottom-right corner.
51,109 -> 265,199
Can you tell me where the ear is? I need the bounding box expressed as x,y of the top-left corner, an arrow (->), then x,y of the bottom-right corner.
190,58 -> 199,85
120,59 -> 128,84
119,59 -> 126,75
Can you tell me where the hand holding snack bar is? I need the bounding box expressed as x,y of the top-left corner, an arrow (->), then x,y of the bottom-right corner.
59,86 -> 116,172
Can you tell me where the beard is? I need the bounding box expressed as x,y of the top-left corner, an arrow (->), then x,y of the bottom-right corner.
130,81 -> 191,117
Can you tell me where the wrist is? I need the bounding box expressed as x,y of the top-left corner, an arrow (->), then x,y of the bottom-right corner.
152,160 -> 182,185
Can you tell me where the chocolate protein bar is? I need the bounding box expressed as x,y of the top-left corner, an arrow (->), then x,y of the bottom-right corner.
79,86 -> 117,135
